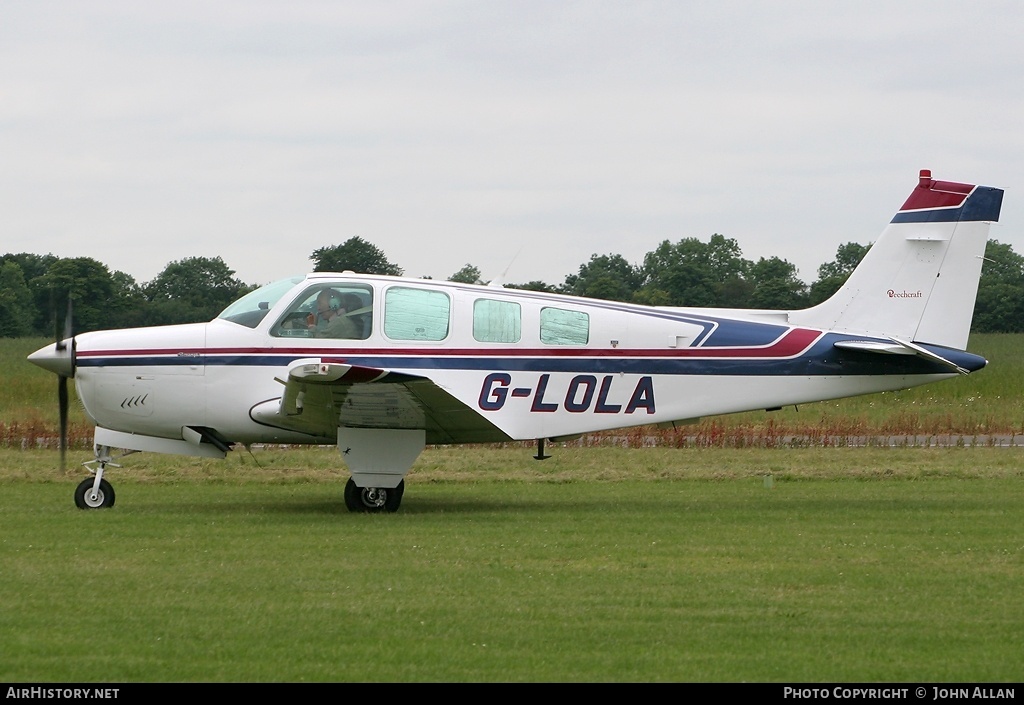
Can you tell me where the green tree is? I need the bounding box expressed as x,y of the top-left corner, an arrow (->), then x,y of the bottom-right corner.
747,256 -> 809,309
561,253 -> 643,302
311,237 -> 403,276
143,256 -> 251,325
637,234 -> 751,307
0,262 -> 35,337
448,264 -> 482,284
1,252 -> 59,282
38,257 -> 118,334
506,280 -> 559,293
808,242 -> 870,305
1,252 -> 59,334
973,240 -> 1024,333
978,240 -> 1024,284
110,271 -> 148,329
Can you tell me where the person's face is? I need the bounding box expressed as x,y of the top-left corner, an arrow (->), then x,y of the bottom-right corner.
316,294 -> 334,317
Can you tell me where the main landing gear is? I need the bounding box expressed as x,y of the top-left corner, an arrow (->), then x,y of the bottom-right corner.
74,445 -> 121,510
337,427 -> 420,514
344,478 -> 404,513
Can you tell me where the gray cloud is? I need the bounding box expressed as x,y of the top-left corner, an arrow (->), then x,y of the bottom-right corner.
2,0 -> 1021,288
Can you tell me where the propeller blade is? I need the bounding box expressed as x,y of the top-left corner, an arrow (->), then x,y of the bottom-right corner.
54,295 -> 73,470
58,375 -> 68,471
53,292 -> 63,352
56,297 -> 73,351
63,297 -> 73,342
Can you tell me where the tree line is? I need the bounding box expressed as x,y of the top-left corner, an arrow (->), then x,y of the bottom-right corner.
3,235 -> 1023,337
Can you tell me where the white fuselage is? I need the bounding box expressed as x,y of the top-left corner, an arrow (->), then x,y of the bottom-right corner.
67,275 -> 962,448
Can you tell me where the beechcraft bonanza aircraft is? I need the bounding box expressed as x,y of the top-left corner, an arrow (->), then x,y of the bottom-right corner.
29,170 -> 1004,512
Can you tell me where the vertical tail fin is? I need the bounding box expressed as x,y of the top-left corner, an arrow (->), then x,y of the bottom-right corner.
791,170 -> 1003,350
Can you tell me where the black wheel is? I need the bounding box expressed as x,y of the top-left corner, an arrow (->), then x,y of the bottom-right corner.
344,478 -> 404,513
74,478 -> 115,509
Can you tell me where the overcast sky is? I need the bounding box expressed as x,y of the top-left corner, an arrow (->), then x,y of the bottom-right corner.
3,0 -> 1021,290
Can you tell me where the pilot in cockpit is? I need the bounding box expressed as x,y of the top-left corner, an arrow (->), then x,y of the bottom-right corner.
309,289 -> 364,339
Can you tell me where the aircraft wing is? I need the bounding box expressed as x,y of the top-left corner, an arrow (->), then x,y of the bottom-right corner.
251,358 -> 511,444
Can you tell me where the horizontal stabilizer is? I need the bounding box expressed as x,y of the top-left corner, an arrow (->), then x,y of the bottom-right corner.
833,338 -> 973,375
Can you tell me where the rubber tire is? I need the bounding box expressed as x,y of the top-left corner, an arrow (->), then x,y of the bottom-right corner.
74,477 -> 115,509
344,478 -> 404,513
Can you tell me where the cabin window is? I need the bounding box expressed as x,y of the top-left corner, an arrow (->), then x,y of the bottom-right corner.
540,307 -> 589,345
271,283 -> 374,339
473,299 -> 521,343
384,287 -> 450,341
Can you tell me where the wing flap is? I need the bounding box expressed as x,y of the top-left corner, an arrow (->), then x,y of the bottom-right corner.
253,359 -> 510,444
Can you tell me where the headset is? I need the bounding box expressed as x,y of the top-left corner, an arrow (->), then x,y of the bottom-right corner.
317,289 -> 342,314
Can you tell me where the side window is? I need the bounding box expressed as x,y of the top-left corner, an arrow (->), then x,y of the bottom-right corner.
271,284 -> 373,339
540,307 -> 589,345
384,287 -> 450,341
473,299 -> 521,343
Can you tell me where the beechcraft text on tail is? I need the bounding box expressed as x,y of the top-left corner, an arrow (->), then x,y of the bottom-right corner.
28,169 -> 1004,512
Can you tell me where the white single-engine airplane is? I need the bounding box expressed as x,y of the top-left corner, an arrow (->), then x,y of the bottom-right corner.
29,170 -> 1004,512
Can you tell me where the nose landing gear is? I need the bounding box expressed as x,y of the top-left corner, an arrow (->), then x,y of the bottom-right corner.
74,445 -> 122,510
74,477 -> 115,509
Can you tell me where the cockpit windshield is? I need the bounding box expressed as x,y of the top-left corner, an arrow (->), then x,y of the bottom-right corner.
217,276 -> 306,328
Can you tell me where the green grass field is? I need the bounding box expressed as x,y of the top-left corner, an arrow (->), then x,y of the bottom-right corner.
1,446 -> 1022,682
2,336 -> 1023,682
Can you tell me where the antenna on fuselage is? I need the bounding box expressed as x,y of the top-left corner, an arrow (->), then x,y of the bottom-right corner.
487,246 -> 523,288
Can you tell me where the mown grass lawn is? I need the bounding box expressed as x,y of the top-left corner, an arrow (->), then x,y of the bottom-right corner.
1,446 -> 1022,682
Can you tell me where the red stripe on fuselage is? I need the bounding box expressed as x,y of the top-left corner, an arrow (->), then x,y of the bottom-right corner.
76,328 -> 823,361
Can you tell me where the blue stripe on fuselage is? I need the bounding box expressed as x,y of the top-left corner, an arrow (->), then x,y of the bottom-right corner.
75,335 -> 985,377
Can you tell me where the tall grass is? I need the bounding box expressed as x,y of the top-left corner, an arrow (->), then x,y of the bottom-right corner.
3,338 -> 69,419
2,337 -> 93,448
727,333 -> 1024,436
